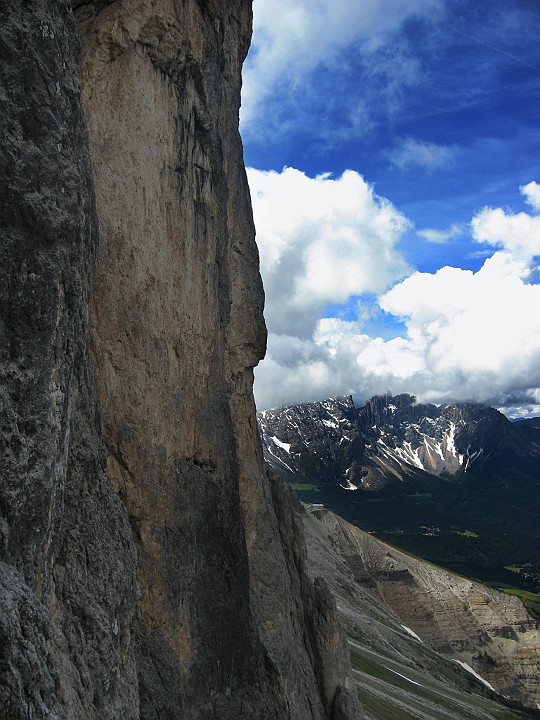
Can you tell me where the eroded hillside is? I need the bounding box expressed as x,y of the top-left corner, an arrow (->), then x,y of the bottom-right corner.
302,506 -> 540,713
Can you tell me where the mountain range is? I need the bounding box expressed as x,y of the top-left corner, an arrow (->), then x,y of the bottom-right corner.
258,394 -> 540,591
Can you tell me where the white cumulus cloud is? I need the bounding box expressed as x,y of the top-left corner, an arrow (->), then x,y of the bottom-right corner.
471,184 -> 540,262
252,180 -> 540,414
521,181 -> 540,212
248,167 -> 411,339
379,252 -> 540,391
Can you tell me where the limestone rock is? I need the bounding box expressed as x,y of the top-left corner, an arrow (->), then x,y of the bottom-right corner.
0,2 -> 139,718
331,686 -> 364,720
1,1 -> 361,718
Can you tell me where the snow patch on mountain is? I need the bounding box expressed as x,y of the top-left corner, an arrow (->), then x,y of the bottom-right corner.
271,436 -> 291,453
401,625 -> 423,643
453,661 -> 497,693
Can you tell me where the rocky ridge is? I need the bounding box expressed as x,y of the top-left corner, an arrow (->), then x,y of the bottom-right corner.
302,506 -> 540,712
258,393 -> 540,490
0,2 -> 360,718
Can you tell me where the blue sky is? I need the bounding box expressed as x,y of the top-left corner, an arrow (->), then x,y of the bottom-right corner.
240,0 -> 540,416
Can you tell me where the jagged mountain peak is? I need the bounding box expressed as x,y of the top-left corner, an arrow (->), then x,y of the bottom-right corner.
260,393 -> 355,418
258,392 -> 540,489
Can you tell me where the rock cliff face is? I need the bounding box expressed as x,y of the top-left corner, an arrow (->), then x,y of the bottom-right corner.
1,2 -> 140,717
0,1 -> 361,718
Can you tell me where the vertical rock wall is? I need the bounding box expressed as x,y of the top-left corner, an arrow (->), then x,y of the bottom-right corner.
1,1 -> 361,718
0,2 -> 139,718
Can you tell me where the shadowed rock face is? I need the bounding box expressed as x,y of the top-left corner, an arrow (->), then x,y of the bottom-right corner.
77,2 -> 272,714
0,2 -> 140,718
0,1 -> 361,718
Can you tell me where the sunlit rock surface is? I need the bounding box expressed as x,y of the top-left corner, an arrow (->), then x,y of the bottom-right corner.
0,2 -> 361,718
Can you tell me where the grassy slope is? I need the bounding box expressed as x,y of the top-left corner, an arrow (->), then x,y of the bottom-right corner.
349,641 -> 535,720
